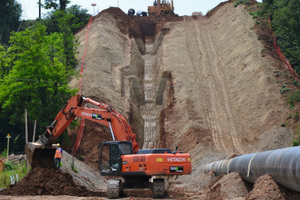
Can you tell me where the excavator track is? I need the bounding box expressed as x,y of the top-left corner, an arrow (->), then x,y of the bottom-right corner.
153,178 -> 165,198
107,179 -> 123,199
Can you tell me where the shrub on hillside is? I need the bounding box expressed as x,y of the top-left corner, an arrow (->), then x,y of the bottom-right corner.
288,89 -> 300,107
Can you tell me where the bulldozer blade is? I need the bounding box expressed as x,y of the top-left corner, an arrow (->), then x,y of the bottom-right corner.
25,142 -> 57,169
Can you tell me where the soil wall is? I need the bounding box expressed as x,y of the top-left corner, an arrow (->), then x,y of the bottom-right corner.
71,2 -> 292,195
74,10 -> 145,145
150,2 -> 290,192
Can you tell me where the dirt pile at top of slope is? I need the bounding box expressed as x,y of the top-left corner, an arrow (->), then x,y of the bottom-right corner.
95,7 -> 143,39
0,167 -> 104,196
95,7 -> 183,37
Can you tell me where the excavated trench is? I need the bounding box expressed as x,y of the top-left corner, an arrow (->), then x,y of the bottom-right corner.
136,20 -> 171,149
131,18 -> 178,149
141,37 -> 158,149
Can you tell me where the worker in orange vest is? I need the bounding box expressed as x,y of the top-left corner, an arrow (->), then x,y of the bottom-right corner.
54,143 -> 63,168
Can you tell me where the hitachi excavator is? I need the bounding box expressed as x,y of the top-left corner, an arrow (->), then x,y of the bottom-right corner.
25,95 -> 191,198
148,0 -> 175,16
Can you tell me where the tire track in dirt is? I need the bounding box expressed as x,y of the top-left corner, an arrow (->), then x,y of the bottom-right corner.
192,17 -> 244,154
182,17 -> 224,153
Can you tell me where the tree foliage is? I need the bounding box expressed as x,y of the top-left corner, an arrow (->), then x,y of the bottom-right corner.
42,6 -> 90,69
44,5 -> 90,34
0,24 -> 76,152
0,0 -> 89,153
44,11 -> 78,69
44,0 -> 70,11
0,46 -> 15,78
263,0 -> 300,74
66,5 -> 91,32
0,0 -> 22,45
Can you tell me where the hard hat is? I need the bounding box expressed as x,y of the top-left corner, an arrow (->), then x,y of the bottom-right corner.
57,143 -> 60,147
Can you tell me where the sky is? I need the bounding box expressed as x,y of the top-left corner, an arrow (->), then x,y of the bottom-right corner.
17,0 -> 262,20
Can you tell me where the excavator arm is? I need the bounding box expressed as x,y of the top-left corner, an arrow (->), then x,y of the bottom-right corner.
25,95 -> 139,168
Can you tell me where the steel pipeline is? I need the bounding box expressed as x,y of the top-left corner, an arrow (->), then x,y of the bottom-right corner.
203,146 -> 300,192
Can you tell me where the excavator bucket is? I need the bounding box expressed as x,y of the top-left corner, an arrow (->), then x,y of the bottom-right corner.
25,142 -> 57,169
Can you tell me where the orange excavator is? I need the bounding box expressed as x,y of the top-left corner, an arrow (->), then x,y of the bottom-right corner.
25,95 -> 191,198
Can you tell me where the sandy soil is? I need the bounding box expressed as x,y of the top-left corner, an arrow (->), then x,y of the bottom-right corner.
73,1 -> 297,197
2,0 -> 299,199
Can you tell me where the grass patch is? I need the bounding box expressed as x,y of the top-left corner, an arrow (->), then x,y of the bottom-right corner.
77,155 -> 85,161
292,126 -> 300,146
234,0 -> 250,7
280,84 -> 291,94
288,89 -> 300,108
0,161 -> 28,188
70,162 -> 78,173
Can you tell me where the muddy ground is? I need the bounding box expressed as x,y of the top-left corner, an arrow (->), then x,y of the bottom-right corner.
1,0 -> 299,199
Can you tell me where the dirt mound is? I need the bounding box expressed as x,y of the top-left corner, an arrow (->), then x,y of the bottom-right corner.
95,7 -> 182,39
96,7 -> 143,39
199,172 -> 300,200
200,172 -> 250,200
135,15 -> 183,36
246,174 -> 300,200
246,174 -> 284,200
0,167 -> 104,196
98,7 -> 129,21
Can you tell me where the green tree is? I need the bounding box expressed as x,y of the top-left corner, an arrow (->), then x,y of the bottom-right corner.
43,11 -> 78,69
272,0 -> 300,73
262,0 -> 274,19
263,0 -> 300,74
66,5 -> 90,32
0,0 -> 22,45
43,6 -> 90,69
0,46 -> 15,78
44,5 -> 90,33
44,0 -> 70,11
0,24 -> 76,152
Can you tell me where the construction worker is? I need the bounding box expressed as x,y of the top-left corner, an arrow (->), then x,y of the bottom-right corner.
54,143 -> 63,168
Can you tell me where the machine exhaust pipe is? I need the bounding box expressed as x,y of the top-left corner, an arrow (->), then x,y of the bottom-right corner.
203,146 -> 300,192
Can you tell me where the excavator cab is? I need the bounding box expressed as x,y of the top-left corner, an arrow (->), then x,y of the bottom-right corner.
99,141 -> 132,176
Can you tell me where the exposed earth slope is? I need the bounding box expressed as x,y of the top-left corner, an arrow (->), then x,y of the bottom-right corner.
72,0 -> 292,193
